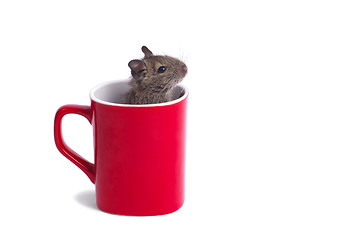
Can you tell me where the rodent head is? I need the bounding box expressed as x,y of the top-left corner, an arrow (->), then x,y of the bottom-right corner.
128,46 -> 187,92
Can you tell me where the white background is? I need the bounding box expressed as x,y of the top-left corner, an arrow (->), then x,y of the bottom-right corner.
1,0 -> 362,239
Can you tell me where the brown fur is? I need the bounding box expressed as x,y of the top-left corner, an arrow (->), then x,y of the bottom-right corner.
127,46 -> 187,104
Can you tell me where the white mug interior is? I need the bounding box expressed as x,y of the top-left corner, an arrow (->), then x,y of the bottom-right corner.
90,79 -> 188,107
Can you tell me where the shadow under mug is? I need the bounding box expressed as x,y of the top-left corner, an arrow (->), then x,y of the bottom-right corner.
54,80 -> 188,216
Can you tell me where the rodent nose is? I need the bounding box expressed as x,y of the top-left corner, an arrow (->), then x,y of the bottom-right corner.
181,65 -> 188,75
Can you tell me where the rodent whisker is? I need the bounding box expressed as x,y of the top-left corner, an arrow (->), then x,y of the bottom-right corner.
179,50 -> 188,64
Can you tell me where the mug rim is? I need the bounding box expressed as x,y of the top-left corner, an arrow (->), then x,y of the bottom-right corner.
90,79 -> 189,107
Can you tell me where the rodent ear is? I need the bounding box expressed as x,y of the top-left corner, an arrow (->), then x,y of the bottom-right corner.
128,59 -> 147,82
141,46 -> 153,57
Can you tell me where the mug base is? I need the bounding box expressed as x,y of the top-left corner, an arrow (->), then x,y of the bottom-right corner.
96,201 -> 184,217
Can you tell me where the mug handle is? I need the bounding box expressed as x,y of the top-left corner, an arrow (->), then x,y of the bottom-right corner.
54,105 -> 95,184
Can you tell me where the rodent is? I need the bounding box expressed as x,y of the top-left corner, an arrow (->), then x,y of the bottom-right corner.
127,46 -> 188,104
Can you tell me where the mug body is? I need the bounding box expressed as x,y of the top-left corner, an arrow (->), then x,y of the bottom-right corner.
90,80 -> 188,216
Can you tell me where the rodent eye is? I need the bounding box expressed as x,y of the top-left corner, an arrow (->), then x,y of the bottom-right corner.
157,66 -> 167,73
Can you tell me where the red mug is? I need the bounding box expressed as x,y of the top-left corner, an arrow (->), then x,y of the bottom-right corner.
54,80 -> 188,216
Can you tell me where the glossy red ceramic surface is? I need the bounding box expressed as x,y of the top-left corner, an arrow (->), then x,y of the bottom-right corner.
54,81 -> 188,216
